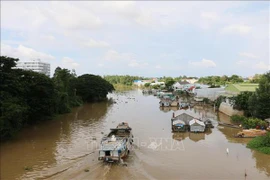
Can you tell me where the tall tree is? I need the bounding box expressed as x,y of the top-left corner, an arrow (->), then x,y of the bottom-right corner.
248,71 -> 270,119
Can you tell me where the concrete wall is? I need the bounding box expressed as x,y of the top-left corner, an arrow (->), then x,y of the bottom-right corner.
219,102 -> 244,116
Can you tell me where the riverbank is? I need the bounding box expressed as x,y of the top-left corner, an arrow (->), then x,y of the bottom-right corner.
1,56 -> 114,140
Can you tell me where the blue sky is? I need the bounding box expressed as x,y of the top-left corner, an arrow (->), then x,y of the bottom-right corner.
1,1 -> 269,77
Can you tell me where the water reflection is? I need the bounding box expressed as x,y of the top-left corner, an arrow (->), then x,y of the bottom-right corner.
172,129 -> 212,142
159,106 -> 179,113
172,132 -> 189,141
252,150 -> 270,176
0,100 -> 112,180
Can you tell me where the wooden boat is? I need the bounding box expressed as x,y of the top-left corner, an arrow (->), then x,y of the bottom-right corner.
218,122 -> 241,129
98,122 -> 133,162
235,129 -> 267,138
204,119 -> 214,128
236,129 -> 267,138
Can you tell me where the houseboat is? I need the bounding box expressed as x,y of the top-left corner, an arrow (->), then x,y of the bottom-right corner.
98,122 -> 133,162
171,110 -> 202,132
189,119 -> 205,132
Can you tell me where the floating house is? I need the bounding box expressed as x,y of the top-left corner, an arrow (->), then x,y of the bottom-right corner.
171,110 -> 202,132
172,119 -> 187,132
189,119 -> 205,132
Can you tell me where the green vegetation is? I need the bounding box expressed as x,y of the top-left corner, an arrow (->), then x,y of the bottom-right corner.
165,77 -> 175,89
247,132 -> 270,154
203,98 -> 210,104
198,75 -> 244,86
248,72 -> 270,119
249,74 -> 262,83
229,91 -> 254,116
0,56 -> 114,140
231,115 -> 268,129
151,84 -> 161,89
104,75 -> 144,86
144,83 -> 150,88
214,95 -> 226,108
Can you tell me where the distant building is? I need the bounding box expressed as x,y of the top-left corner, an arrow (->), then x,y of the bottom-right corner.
172,80 -> 190,90
15,59 -> 50,77
183,78 -> 198,84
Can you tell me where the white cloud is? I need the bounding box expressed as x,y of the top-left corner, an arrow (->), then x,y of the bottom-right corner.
1,1 -> 102,32
40,35 -> 55,41
254,61 -> 270,70
61,57 -> 79,69
201,12 -> 219,21
190,58 -> 217,68
155,65 -> 162,69
83,39 -> 110,48
239,52 -> 258,59
97,63 -> 104,67
236,60 -> 246,65
1,2 -> 48,31
104,50 -> 134,61
128,61 -> 148,68
47,2 -> 102,30
221,24 -> 252,35
101,1 -> 156,27
1,43 -> 55,61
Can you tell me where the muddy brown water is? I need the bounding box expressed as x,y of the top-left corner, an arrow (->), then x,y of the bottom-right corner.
1,90 -> 269,180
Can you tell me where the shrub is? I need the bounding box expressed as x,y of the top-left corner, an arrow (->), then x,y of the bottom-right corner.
203,98 -> 210,104
231,115 -> 268,129
247,132 -> 270,154
242,118 -> 268,129
231,115 -> 247,124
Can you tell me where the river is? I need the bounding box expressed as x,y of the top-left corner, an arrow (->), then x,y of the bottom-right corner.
1,90 -> 269,180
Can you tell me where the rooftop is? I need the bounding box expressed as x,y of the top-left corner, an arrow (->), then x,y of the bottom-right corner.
225,83 -> 259,93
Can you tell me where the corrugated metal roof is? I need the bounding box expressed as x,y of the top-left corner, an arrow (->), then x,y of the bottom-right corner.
225,84 -> 258,92
100,138 -> 125,151
172,120 -> 186,125
189,119 -> 205,126
174,110 -> 201,119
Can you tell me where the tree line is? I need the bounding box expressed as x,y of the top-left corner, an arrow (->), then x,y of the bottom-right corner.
103,75 -> 145,86
197,75 -> 245,86
0,56 -> 114,140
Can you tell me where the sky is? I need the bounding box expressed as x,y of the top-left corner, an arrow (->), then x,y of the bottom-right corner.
1,1 -> 269,78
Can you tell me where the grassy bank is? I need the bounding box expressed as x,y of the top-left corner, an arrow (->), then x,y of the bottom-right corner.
247,132 -> 270,154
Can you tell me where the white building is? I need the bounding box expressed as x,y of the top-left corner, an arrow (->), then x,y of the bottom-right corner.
16,59 -> 50,77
